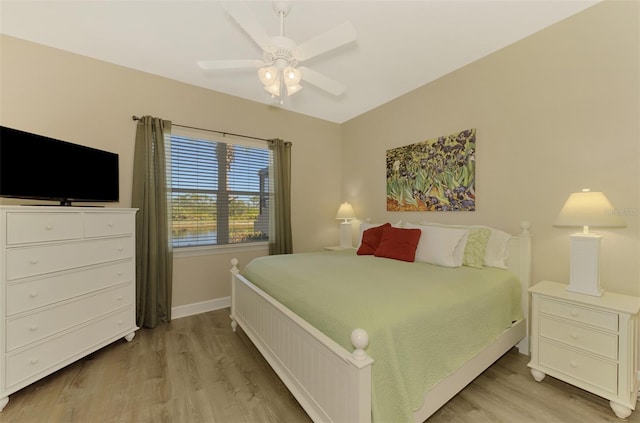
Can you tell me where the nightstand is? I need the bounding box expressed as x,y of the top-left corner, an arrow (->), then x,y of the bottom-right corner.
528,281 -> 640,418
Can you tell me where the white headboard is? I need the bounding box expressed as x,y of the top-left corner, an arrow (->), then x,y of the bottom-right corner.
506,221 -> 532,354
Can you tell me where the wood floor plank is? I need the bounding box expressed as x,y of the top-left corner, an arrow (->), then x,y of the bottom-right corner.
1,308 -> 638,422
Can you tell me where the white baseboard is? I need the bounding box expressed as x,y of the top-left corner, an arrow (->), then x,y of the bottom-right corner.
172,296 -> 230,320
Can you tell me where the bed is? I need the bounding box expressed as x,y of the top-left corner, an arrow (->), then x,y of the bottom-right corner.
229,222 -> 531,423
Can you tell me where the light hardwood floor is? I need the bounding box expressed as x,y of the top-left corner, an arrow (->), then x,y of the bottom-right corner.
1,308 -> 638,423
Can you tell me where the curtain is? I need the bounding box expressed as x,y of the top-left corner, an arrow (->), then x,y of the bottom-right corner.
268,138 -> 293,255
131,116 -> 173,328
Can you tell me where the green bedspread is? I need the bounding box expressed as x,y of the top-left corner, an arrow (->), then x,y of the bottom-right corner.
242,250 -> 523,423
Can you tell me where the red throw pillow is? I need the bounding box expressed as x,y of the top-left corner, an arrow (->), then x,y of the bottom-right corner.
357,223 -> 392,255
374,227 -> 422,262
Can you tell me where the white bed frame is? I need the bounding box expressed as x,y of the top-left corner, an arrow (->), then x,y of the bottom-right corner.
230,222 -> 531,423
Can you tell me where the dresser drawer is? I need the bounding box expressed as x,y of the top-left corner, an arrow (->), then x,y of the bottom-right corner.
6,260 -> 133,316
539,339 -> 618,395
6,212 -> 83,245
7,283 -> 133,351
6,237 -> 133,280
84,212 -> 134,238
539,298 -> 618,331
539,316 -> 618,359
5,307 -> 134,389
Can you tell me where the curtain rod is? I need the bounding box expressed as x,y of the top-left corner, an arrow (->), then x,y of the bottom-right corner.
131,115 -> 287,144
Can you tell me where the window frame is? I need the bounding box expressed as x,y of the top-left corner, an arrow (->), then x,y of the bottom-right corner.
169,126 -> 271,253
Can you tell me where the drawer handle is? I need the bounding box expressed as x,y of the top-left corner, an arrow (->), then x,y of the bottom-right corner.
29,358 -> 39,365
45,224 -> 53,231
29,258 -> 39,265
117,247 -> 124,252
117,295 -> 123,301
108,222 -> 114,228
29,291 -> 39,298
117,320 -> 123,325
117,272 -> 123,277
570,360 -> 578,368
570,310 -> 579,317
570,332 -> 579,340
30,325 -> 38,332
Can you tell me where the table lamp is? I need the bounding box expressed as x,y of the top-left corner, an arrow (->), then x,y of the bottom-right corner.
336,202 -> 356,248
554,189 -> 625,296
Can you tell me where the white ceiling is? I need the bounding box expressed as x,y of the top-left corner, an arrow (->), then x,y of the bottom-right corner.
0,0 -> 600,124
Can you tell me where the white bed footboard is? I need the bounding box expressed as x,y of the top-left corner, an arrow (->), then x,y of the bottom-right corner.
230,259 -> 373,423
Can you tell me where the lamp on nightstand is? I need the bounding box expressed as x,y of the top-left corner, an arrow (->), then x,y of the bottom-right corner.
554,188 -> 625,296
336,202 -> 356,248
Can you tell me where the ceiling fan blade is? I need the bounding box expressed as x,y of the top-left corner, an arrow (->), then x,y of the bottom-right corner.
298,66 -> 346,96
197,59 -> 265,70
294,21 -> 356,62
221,2 -> 271,50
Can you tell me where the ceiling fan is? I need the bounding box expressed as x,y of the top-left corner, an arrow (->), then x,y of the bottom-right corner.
197,1 -> 357,101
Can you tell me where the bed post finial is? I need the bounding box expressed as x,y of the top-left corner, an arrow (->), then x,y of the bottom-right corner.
230,258 -> 239,274
519,221 -> 531,236
351,328 -> 370,360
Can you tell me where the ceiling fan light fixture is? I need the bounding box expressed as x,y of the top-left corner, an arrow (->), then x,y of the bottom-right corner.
283,66 -> 301,86
258,66 -> 278,86
264,80 -> 281,96
286,83 -> 302,96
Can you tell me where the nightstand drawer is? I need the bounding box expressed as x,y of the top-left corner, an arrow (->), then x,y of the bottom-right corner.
539,316 -> 618,359
539,298 -> 618,331
539,339 -> 617,395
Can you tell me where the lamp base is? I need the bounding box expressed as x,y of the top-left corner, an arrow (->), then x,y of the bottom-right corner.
339,221 -> 353,248
566,233 -> 604,297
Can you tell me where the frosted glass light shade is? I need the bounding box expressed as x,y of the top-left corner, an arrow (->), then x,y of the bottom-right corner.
283,67 -> 301,86
258,66 -> 278,85
286,84 -> 302,96
264,81 -> 281,96
554,190 -> 625,232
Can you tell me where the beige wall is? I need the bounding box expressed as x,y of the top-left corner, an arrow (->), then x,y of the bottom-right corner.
0,35 -> 342,307
342,0 -> 640,296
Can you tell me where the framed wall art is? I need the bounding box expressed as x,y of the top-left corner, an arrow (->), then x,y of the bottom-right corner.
386,128 -> 476,211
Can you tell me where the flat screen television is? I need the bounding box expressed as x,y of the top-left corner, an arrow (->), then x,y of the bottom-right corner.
0,126 -> 119,206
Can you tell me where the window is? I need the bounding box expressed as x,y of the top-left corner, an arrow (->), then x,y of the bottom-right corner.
169,129 -> 270,248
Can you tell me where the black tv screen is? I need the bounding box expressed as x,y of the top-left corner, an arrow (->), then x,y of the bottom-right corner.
0,126 -> 119,205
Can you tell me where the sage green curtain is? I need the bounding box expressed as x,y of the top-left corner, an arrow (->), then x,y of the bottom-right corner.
268,138 -> 293,255
131,116 -> 173,328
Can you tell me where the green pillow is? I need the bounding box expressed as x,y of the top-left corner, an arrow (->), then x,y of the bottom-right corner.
463,227 -> 491,268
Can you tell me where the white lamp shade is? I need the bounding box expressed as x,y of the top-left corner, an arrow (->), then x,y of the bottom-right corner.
335,202 -> 355,221
554,190 -> 625,229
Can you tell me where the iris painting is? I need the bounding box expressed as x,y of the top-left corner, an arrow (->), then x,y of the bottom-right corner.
386,128 -> 476,211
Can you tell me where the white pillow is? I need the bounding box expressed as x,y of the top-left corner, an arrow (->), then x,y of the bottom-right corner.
356,221 -> 401,248
405,222 -> 468,267
420,221 -> 511,269
482,226 -> 511,269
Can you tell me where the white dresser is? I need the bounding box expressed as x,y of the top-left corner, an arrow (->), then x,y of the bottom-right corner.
0,206 -> 138,411
528,280 -> 640,418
